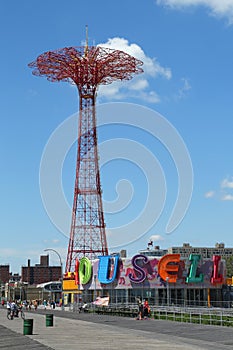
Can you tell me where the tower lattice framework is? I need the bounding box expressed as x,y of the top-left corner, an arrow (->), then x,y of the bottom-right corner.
29,41 -> 143,273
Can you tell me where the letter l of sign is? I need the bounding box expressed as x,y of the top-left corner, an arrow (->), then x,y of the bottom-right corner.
186,254 -> 204,283
211,255 -> 223,284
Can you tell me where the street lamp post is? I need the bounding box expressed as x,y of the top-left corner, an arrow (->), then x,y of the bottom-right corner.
44,248 -> 64,310
94,274 -> 97,301
166,277 -> 170,307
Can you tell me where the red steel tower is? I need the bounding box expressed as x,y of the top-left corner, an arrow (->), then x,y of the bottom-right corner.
29,32 -> 143,272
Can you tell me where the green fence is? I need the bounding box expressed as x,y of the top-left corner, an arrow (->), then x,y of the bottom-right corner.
152,307 -> 233,327
85,304 -> 233,327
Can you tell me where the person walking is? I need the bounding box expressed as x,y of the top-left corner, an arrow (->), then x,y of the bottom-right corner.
43,299 -> 47,309
143,299 -> 150,319
136,296 -> 144,320
6,300 -> 11,317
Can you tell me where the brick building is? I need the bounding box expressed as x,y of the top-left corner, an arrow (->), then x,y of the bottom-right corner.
21,255 -> 61,285
0,265 -> 10,283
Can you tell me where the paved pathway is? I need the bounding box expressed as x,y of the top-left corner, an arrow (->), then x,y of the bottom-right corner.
0,307 -> 233,349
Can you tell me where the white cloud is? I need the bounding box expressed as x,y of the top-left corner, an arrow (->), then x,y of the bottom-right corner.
129,79 -> 149,91
139,91 -> 161,103
221,177 -> 233,188
98,37 -> 171,79
150,234 -> 164,242
43,239 -> 60,244
221,193 -> 233,201
97,37 -> 171,102
204,190 -> 215,198
220,177 -> 233,201
97,83 -> 123,99
177,78 -> 191,99
205,177 -> 233,202
156,0 -> 233,24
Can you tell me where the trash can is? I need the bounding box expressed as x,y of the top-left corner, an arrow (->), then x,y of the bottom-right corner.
46,314 -> 54,327
23,319 -> 33,335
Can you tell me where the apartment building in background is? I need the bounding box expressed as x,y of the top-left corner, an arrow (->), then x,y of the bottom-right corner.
21,255 -> 61,285
167,242 -> 233,259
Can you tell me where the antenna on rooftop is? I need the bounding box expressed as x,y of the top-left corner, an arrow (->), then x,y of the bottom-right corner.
85,24 -> 88,57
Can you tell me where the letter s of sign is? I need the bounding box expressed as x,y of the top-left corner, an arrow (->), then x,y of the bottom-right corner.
129,254 -> 148,283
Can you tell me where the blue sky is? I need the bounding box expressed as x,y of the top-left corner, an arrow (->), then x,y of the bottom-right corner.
1,0 -> 233,273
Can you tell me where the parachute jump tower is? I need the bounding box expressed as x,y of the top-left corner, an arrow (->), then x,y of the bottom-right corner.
29,29 -> 143,272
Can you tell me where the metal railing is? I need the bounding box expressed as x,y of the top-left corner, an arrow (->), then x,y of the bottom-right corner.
69,301 -> 233,327
152,306 -> 233,327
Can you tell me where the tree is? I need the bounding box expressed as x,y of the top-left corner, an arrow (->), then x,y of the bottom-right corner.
225,256 -> 233,278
